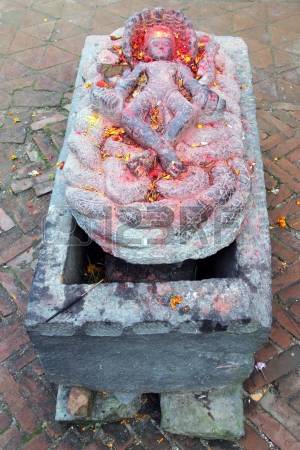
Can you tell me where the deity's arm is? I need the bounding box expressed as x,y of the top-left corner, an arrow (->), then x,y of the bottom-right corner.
115,63 -> 146,96
177,63 -> 225,112
177,63 -> 209,97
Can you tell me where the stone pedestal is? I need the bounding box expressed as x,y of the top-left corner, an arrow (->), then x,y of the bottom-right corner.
26,35 -> 272,440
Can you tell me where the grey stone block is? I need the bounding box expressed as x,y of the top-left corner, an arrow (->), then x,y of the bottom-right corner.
26,36 -> 271,394
160,385 -> 244,440
56,385 -> 141,423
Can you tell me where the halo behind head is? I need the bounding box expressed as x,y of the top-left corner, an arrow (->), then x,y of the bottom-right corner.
123,8 -> 197,64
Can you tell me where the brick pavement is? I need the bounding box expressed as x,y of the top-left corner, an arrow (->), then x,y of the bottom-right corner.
0,1 -> 300,449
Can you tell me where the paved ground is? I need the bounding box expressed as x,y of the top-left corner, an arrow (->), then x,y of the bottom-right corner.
0,0 -> 300,449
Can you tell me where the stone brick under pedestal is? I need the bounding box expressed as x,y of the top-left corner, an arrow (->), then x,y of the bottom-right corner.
56,386 -> 141,423
161,385 -> 244,440
26,35 -> 272,440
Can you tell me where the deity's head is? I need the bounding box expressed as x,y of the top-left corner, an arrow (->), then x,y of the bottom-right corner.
144,26 -> 175,60
123,8 -> 198,65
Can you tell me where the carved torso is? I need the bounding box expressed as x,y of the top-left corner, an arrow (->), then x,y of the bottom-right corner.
64,7 -> 252,264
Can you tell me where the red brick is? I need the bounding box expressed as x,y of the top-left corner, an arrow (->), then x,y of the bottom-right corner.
244,345 -> 300,393
270,322 -> 294,349
260,130 -> 268,141
273,261 -> 300,294
290,302 -> 300,319
0,271 -> 28,314
271,227 -> 300,252
258,111 -> 294,137
261,133 -> 284,150
0,294 -> 16,317
239,423 -> 268,450
0,208 -> 15,231
269,135 -> 300,158
277,371 -> 300,398
277,158 -> 300,180
0,321 -> 19,339
269,197 -> 299,224
255,342 -> 278,362
22,432 -> 51,450
18,370 -> 55,418
267,184 -> 292,208
0,425 -> 22,450
289,216 -> 300,231
173,434 -> 207,449
39,45 -> 75,70
102,422 -> 134,448
288,147 -> 300,163
52,430 -> 83,450
264,172 -> 277,190
272,109 -> 299,128
273,304 -> 300,339
0,323 -> 29,362
44,421 -> 65,440
132,417 -> 172,450
33,132 -> 58,162
247,408 -> 300,450
17,267 -> 34,291
272,255 -> 283,275
290,396 -> 300,413
291,110 -> 300,120
6,344 -> 36,372
271,237 -> 298,264
264,158 -> 300,193
0,234 -> 37,265
279,282 -> 300,302
0,366 -> 40,432
0,411 -> 12,432
84,443 -> 107,450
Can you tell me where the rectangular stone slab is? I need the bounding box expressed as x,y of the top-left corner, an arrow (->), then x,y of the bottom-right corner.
26,35 -> 272,393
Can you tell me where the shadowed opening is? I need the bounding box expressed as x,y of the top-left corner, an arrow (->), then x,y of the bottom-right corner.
63,219 -> 238,284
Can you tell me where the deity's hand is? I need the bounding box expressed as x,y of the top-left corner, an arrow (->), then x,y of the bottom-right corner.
159,150 -> 185,177
91,87 -> 124,117
127,150 -> 156,177
193,87 -> 226,114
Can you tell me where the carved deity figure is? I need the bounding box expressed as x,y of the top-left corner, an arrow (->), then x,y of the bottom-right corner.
64,8 -> 251,264
92,18 -> 225,176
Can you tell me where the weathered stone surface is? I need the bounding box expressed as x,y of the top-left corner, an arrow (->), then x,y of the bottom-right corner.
11,178 -> 33,193
26,36 -> 271,395
0,122 -> 27,144
260,390 -> 300,440
67,386 -> 92,416
31,113 -> 66,131
160,385 -> 244,440
33,181 -> 53,197
13,89 -> 62,107
56,385 -> 141,423
0,208 -> 15,231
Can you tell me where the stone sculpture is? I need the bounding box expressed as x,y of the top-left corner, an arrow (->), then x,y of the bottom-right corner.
27,7 -> 272,442
64,8 -> 252,264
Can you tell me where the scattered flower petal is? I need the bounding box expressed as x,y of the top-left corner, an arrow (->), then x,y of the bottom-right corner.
56,161 -> 65,170
169,295 -> 183,310
277,216 -> 287,228
255,361 -> 266,371
28,170 -> 40,177
271,188 -> 279,195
